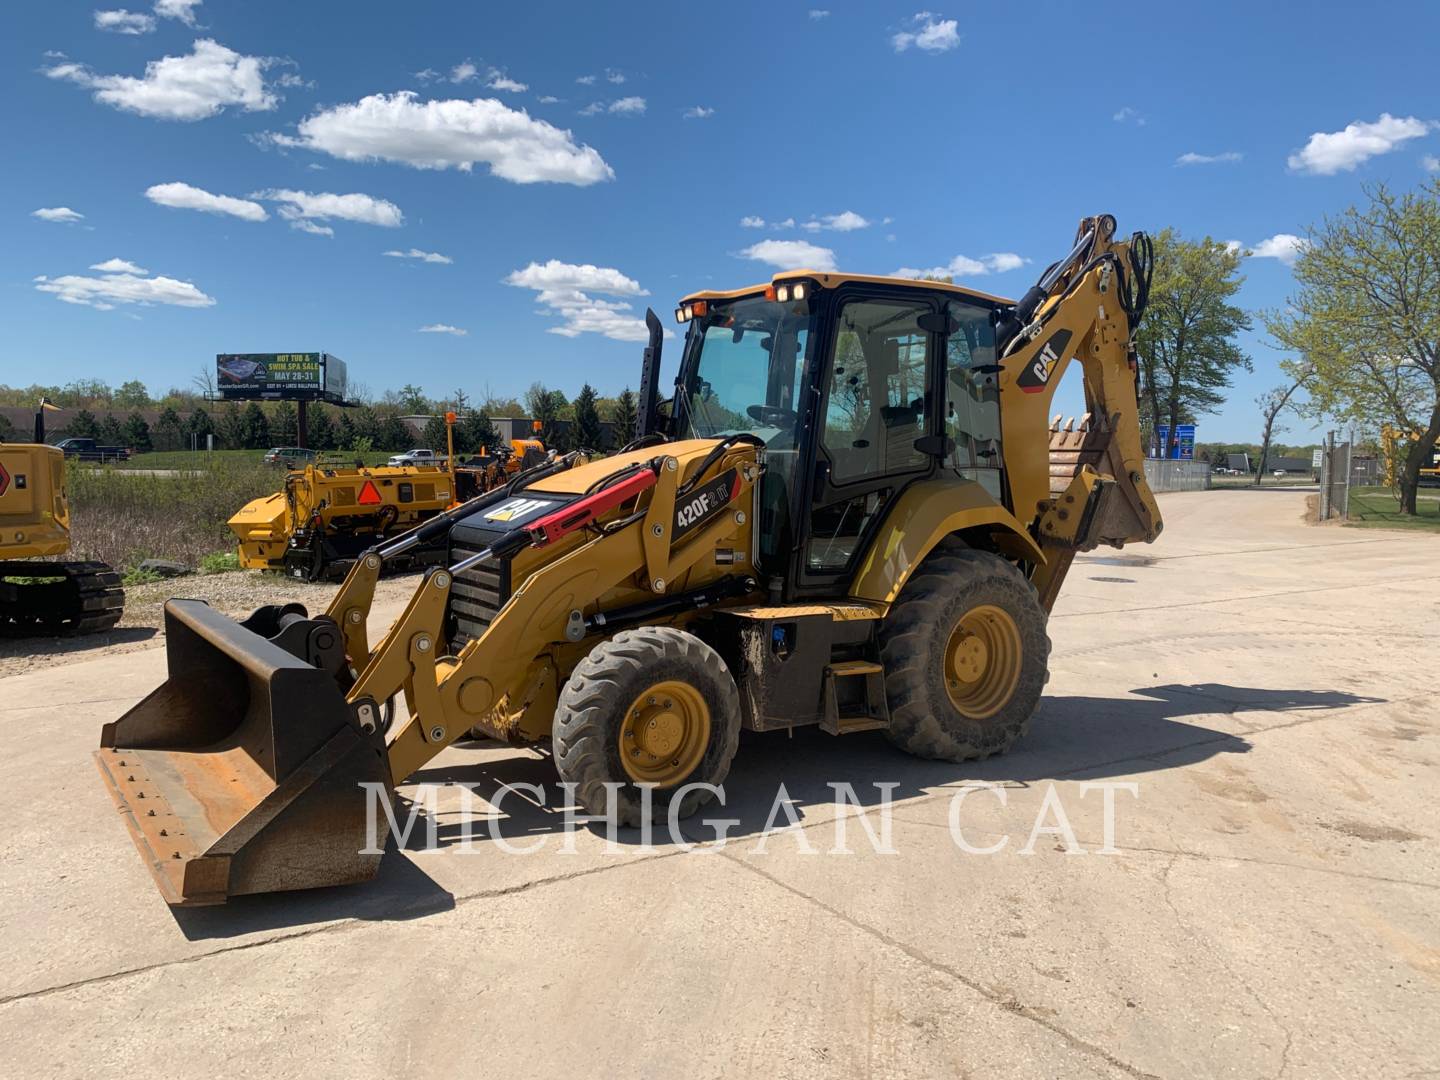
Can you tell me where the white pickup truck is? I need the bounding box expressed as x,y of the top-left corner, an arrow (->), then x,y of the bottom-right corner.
386,448 -> 445,467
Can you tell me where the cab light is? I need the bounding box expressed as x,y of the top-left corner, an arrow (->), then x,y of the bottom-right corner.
690,300 -> 708,317
792,282 -> 807,300
764,285 -> 777,301
776,285 -> 790,302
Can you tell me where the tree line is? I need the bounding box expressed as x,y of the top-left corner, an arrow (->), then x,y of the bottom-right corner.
0,379 -> 646,455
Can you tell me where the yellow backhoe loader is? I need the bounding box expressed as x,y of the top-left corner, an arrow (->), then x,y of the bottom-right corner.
97,215 -> 1162,905
2,404 -> 125,635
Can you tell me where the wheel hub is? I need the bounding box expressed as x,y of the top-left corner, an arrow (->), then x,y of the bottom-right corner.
620,680 -> 711,787
944,604 -> 1022,719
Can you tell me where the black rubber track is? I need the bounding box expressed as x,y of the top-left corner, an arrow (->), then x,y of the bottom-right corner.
0,560 -> 124,637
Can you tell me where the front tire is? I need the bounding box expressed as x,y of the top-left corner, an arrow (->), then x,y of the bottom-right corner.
880,546 -> 1049,762
554,626 -> 742,826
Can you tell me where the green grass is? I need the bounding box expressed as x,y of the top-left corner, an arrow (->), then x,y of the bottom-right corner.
1345,485 -> 1440,531
110,449 -> 393,469
199,550 -> 241,574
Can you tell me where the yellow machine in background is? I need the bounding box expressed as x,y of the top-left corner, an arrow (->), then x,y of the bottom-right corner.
229,460 -> 457,580
1381,425 -> 1440,489
229,419 -> 550,580
99,214 -> 1163,906
1,404 -> 124,635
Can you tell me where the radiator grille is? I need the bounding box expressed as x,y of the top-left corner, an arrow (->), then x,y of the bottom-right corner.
448,538 -> 509,647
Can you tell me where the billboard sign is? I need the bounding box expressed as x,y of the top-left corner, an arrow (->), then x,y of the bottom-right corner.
216,352 -> 347,402
1154,424 -> 1196,460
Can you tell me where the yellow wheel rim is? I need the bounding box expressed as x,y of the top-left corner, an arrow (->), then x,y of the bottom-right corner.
944,604 -> 1022,719
619,680 -> 712,788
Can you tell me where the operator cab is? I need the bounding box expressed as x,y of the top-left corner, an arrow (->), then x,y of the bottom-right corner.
667,273 -> 1012,599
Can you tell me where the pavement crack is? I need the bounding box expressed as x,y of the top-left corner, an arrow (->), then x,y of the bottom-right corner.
0,848 -> 685,1008
717,849 -> 1164,1080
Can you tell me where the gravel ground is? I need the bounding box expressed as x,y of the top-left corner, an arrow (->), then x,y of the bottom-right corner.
0,569 -> 422,678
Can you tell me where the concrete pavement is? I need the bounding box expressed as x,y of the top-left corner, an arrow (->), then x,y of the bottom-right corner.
1,489 -> 1436,1078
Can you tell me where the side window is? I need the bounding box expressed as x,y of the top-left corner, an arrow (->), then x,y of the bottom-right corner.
945,299 -> 1004,499
821,299 -> 932,484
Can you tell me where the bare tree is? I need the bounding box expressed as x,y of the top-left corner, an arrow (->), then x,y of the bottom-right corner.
1254,370 -> 1309,485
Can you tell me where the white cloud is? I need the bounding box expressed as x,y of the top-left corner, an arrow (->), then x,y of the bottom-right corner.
289,219 -> 333,237
605,69 -> 626,84
739,239 -> 837,272
419,323 -> 467,336
504,259 -> 654,342
90,257 -> 147,274
740,215 -> 767,228
145,180 -> 268,221
32,207 -> 84,223
251,188 -> 404,228
608,96 -> 646,115
450,61 -> 478,83
384,248 -> 453,264
893,14 -> 960,53
798,210 -> 871,233
1176,151 -> 1243,166
809,9 -> 830,18
487,71 -> 528,93
413,68 -> 441,83
1112,106 -> 1145,126
35,262 -> 214,310
45,39 -> 277,121
94,10 -> 156,34
1288,114 -> 1434,174
1222,239 -> 1244,255
892,252 -> 1027,278
1425,155 -> 1440,172
266,92 -> 613,185
537,95 -> 560,104
1248,234 -> 1309,266
153,0 -> 202,25
576,74 -> 596,85
683,105 -> 715,119
821,210 -> 869,231
505,259 -> 647,296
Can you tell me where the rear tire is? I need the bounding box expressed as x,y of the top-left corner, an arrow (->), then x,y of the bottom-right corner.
880,546 -> 1049,762
554,626 -> 741,826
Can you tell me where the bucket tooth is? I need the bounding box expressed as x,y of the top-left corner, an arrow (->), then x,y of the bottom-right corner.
95,599 -> 390,906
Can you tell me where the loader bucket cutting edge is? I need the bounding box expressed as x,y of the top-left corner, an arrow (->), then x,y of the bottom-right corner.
94,599 -> 392,906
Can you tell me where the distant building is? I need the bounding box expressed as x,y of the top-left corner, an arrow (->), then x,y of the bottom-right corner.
1268,456 -> 1315,475
1225,453 -> 1252,474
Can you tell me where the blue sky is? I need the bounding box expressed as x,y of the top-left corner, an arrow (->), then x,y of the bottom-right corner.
4,0 -> 1439,441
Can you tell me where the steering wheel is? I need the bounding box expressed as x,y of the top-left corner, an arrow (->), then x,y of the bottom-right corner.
746,404 -> 798,428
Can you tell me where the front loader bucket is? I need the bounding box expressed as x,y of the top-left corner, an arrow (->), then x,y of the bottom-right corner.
94,599 -> 391,906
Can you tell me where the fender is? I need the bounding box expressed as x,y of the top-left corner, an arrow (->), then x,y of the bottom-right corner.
849,476 -> 1044,606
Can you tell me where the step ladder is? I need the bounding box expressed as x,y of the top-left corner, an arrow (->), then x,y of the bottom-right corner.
819,660 -> 890,735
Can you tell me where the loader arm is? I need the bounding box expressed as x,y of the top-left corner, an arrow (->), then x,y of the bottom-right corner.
349,442 -> 759,784
995,214 -> 1162,607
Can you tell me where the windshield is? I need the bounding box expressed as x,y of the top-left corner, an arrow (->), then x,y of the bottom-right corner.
676,296 -> 811,447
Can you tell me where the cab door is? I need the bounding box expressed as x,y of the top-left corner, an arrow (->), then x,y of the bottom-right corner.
793,289 -> 942,593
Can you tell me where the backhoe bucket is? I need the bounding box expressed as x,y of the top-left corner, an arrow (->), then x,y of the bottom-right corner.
94,599 -> 391,906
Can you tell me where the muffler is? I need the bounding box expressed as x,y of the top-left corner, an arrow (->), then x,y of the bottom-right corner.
94,599 -> 391,906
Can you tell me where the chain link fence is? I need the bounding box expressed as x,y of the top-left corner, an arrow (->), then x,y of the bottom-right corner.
1144,459 -> 1212,492
1318,438 -> 1352,520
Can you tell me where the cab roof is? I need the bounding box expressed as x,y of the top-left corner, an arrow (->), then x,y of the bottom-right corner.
679,269 -> 1014,307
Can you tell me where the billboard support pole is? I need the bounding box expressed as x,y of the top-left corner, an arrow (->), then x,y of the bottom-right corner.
297,399 -> 309,449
